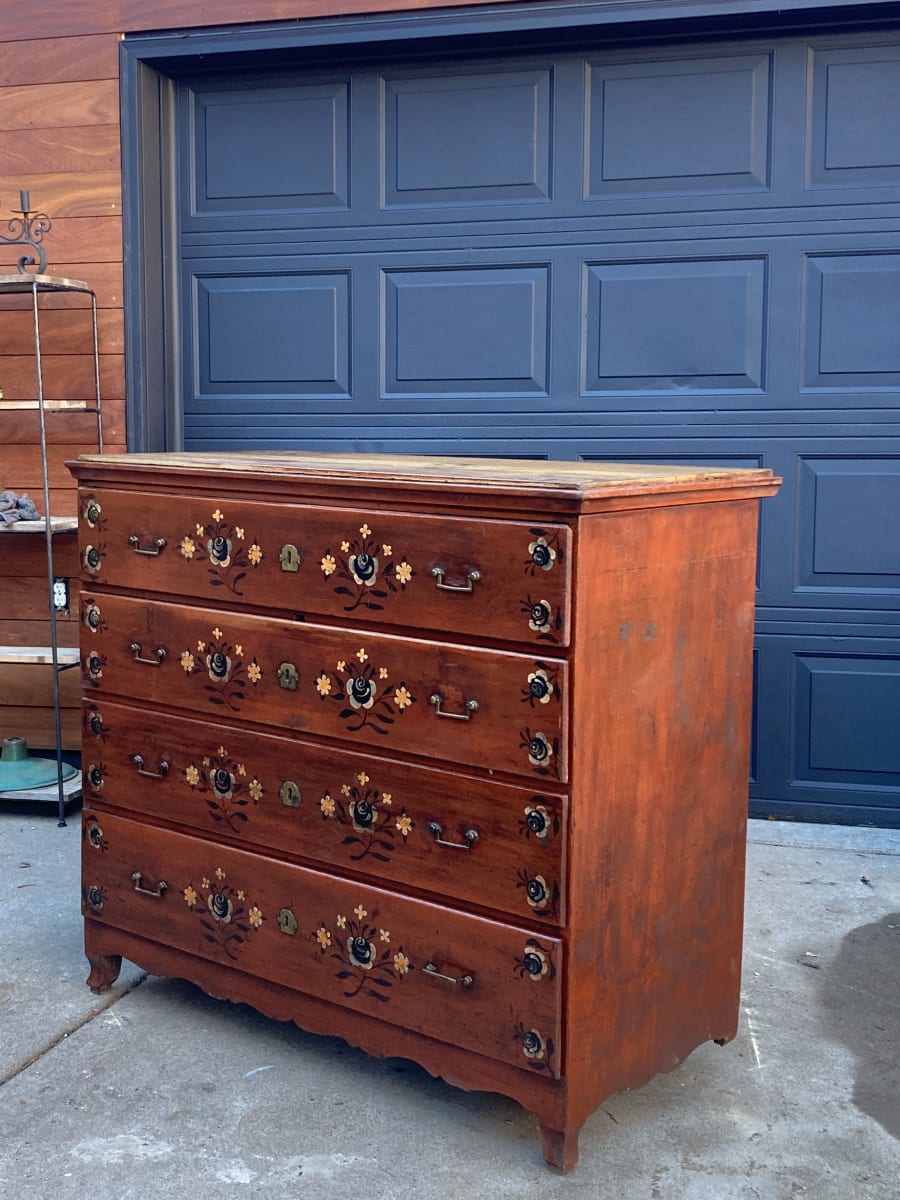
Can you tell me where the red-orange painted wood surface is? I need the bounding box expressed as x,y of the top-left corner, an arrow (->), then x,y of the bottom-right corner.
74,452 -> 779,1170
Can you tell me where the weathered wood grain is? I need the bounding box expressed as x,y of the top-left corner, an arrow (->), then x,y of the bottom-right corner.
0,80 -> 119,131
0,308 -> 122,355
0,404 -> 123,445
0,217 -> 121,266
0,661 -> 81,705
0,618 -> 79,646
0,261 -> 123,309
1,703 -> 80,746
0,34 -> 120,86
0,353 -> 124,400
0,533 -> 80,574
0,126 -> 120,174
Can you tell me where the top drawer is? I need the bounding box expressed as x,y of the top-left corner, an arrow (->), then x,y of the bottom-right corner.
79,488 -> 571,648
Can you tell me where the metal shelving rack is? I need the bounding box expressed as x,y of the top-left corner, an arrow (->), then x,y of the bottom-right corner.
0,269 -> 103,825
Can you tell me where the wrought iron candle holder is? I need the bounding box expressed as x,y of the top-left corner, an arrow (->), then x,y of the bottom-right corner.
0,190 -> 51,274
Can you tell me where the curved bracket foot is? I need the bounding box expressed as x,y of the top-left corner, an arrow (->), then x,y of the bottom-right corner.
87,953 -> 122,994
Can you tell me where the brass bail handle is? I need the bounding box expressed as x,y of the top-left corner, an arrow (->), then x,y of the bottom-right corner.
131,871 -> 167,898
132,754 -> 170,780
423,962 -> 474,988
130,643 -> 166,666
431,567 -> 480,594
428,822 -> 479,851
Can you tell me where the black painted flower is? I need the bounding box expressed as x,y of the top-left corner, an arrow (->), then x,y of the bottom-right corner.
350,797 -> 377,832
523,946 -> 550,980
521,1029 -> 547,1060
84,545 -> 102,572
347,935 -> 376,970
347,674 -> 376,711
524,875 -> 548,909
527,732 -> 553,766
527,669 -> 553,704
208,891 -> 233,923
86,651 -> 103,679
84,499 -> 101,527
524,803 -> 549,838
211,767 -> 233,799
528,538 -> 556,571
206,651 -> 231,682
529,601 -> 552,634
84,603 -> 103,631
348,551 -> 379,586
207,534 -> 232,568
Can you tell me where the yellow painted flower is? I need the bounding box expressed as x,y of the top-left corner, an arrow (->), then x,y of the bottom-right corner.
356,771 -> 369,786
341,784 -> 352,797
395,561 -> 413,585
248,543 -> 263,566
235,526 -> 245,540
394,686 -> 413,711
247,661 -> 262,683
381,792 -> 392,806
183,886 -> 198,907
196,640 -> 206,653
395,812 -> 414,838
180,651 -> 195,673
320,792 -> 336,817
212,627 -> 223,640
180,536 -> 196,559
202,757 -> 211,767
321,554 -> 337,576
215,867 -> 226,880
196,523 -> 205,538
212,508 -> 224,522
217,746 -> 226,757
248,906 -> 264,928
356,648 -> 368,663
185,764 -> 200,787
249,778 -> 263,802
379,928 -> 391,944
341,540 -> 351,553
378,667 -> 389,680
359,523 -> 371,537
336,660 -> 346,672
316,925 -> 332,949
354,904 -> 368,920
237,764 -> 247,777
201,877 -> 210,889
336,913 -> 347,929
316,673 -> 332,696
382,544 -> 392,556
237,890 -> 246,901
393,951 -> 410,976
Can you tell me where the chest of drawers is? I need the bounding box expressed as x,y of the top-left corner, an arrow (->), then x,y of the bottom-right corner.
71,451 -> 779,1171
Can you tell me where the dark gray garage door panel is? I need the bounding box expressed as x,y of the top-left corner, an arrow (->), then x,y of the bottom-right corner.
173,28 -> 900,825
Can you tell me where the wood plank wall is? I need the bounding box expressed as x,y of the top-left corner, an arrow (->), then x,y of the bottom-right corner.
0,0 -> 522,750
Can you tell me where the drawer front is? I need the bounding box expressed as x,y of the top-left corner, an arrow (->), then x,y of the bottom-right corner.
79,488 -> 571,647
83,701 -> 567,925
82,809 -> 563,1078
81,593 -> 568,783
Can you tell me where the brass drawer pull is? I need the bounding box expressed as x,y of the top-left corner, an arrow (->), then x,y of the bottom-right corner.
128,535 -> 167,556
428,822 -> 479,851
431,567 -> 480,593
430,694 -> 478,721
132,754 -> 169,780
130,643 -> 166,666
131,871 -> 167,898
423,962 -> 474,988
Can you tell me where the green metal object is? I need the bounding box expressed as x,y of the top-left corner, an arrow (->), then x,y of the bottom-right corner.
0,737 -> 77,793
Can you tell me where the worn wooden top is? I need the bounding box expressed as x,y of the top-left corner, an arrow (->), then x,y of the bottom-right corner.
69,451 -> 780,514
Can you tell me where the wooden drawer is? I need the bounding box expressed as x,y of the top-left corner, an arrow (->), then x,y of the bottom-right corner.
83,700 -> 567,925
80,592 -> 568,783
79,488 -> 571,647
82,809 -> 563,1078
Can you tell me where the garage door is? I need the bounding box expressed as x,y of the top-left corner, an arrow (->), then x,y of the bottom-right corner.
172,27 -> 900,826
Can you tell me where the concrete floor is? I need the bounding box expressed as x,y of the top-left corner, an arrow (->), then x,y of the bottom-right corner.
1,810 -> 898,1200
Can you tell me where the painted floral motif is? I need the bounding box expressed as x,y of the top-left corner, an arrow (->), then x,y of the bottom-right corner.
84,650 -> 106,685
514,938 -> 556,982
85,705 -> 108,740
519,798 -> 560,844
183,745 -> 262,833
315,652 -> 414,735
320,523 -> 414,613
513,1021 -> 554,1072
183,867 -> 263,961
180,628 -> 262,712
519,728 -> 560,779
521,662 -> 559,709
82,602 -> 106,634
82,497 -> 106,531
181,508 -> 263,597
524,527 -> 565,576
519,596 -> 563,643
83,821 -> 108,852
313,904 -> 413,1002
83,543 -> 105,575
319,771 -> 412,863
84,883 -> 107,912
516,869 -> 560,920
